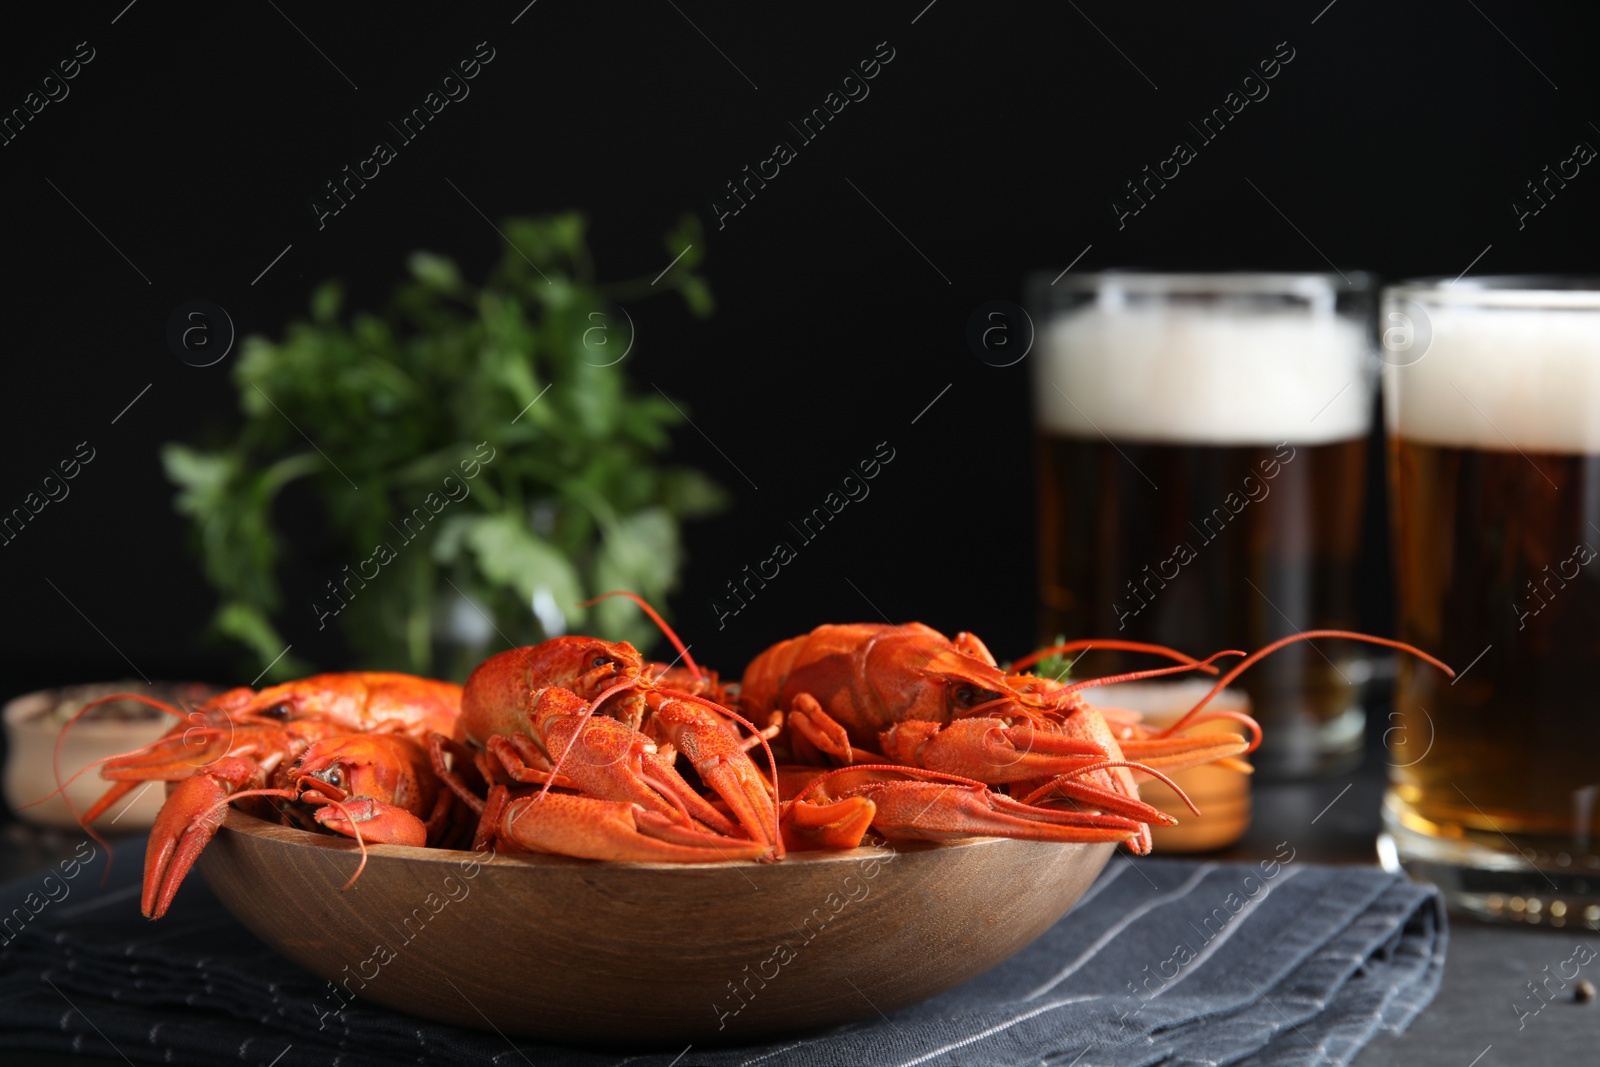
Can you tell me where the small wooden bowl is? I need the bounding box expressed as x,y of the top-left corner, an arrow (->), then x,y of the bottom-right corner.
199,811 -> 1113,1044
4,681 -> 217,830
1083,680 -> 1253,853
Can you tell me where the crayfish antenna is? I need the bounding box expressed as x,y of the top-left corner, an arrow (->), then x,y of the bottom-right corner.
1011,639 -> 1224,675
1058,649 -> 1246,695
537,678 -> 639,800
53,692 -> 188,859
1019,760 -> 1201,817
319,795 -> 371,891
1150,710 -> 1263,753
1157,630 -> 1456,747
580,591 -> 703,681
28,725 -> 220,810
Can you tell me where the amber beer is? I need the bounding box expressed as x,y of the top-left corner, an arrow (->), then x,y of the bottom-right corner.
1389,441 -> 1600,836
1032,273 -> 1375,775
1383,280 -> 1600,915
1037,436 -> 1368,750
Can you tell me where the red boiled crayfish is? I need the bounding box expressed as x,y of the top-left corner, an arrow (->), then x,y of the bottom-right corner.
55,672 -> 462,917
742,624 -> 1455,853
433,598 -> 782,863
57,594 -> 1460,917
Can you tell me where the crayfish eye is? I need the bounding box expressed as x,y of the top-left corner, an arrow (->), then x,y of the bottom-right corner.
327,767 -> 344,789
260,703 -> 290,719
953,685 -> 1001,708
590,655 -> 611,669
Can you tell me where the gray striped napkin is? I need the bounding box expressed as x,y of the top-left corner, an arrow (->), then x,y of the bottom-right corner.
0,840 -> 1443,1067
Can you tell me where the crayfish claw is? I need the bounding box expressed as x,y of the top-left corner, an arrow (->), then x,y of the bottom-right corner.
787,695 -> 857,765
867,780 -> 1145,846
646,696 -> 784,857
312,796 -> 427,847
141,763 -> 253,919
1117,731 -> 1251,771
792,765 -> 1145,848
493,792 -> 770,863
878,718 -> 1107,784
779,795 -> 878,852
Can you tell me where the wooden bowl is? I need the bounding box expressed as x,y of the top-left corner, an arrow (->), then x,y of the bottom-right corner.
199,811 -> 1113,1044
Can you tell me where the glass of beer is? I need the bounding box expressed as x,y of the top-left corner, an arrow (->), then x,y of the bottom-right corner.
1382,277 -> 1600,926
1029,272 -> 1376,777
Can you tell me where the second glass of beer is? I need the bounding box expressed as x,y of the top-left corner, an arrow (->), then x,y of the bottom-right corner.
1030,272 -> 1376,776
1383,277 -> 1600,925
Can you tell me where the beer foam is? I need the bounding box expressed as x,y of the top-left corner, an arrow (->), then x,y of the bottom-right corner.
1035,306 -> 1372,445
1383,306 -> 1600,453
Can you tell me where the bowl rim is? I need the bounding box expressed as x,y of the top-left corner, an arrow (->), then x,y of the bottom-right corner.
218,807 -> 1012,871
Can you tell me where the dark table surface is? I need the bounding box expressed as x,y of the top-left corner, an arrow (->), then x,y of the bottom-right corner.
2,740 -> 1591,1066
1212,767 -> 1594,1066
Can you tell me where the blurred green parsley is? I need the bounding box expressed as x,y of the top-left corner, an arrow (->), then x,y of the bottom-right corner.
164,213 -> 723,682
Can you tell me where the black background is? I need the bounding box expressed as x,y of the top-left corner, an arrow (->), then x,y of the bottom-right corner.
1,1 -> 1596,712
